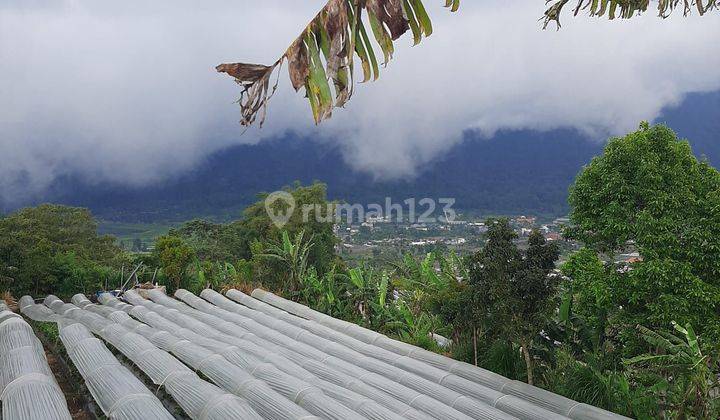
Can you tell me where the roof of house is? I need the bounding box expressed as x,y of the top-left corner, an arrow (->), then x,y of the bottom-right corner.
7,289 -> 630,420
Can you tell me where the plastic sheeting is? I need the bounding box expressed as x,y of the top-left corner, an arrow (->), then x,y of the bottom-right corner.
96,293 -> 320,420
19,296 -> 59,323
122,303 -> 360,420
0,308 -> 19,325
0,311 -> 71,420
4,289 -> 628,420
151,290 -> 433,420
46,307 -> 173,420
231,289 -> 562,419
249,289 -> 630,420
195,288 -> 534,420
56,294 -> 263,420
166,290 -> 489,420
124,289 -> 407,420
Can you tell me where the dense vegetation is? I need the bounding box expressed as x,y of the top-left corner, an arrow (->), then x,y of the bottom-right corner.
0,205 -> 126,297
2,124 -> 718,417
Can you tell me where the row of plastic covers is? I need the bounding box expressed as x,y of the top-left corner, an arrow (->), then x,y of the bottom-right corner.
119,289 -> 406,420
106,288 -> 505,420
162,288 -> 577,420
50,294 -> 266,420
167,289 -> 519,420
20,296 -> 174,420
9,286 -> 627,420
93,292 -> 318,420
247,289 -> 629,420
227,289 -> 542,417
1,303 -> 71,420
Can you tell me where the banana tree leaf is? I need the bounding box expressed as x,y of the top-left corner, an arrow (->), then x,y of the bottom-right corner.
217,0 -> 460,126
543,0 -> 717,29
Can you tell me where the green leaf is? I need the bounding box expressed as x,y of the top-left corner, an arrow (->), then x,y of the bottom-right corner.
623,353 -> 673,365
358,19 -> 380,80
410,0 -> 433,36
368,10 -> 394,64
378,272 -> 389,307
403,0 -> 422,45
305,31 -> 334,122
559,291 -> 572,324
451,0 -> 460,13
349,268 -> 364,289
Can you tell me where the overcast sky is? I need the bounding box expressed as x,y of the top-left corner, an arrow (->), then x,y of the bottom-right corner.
1,0 -> 719,203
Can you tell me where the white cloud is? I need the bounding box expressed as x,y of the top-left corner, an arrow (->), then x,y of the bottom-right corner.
1,0 -> 719,200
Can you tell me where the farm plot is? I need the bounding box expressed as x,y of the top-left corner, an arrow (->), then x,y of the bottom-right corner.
6,289 -> 629,420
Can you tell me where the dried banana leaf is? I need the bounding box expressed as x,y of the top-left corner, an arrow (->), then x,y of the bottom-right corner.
543,0 -> 719,29
217,0 -> 460,126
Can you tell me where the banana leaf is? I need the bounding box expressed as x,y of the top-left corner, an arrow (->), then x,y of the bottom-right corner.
218,0 -> 460,126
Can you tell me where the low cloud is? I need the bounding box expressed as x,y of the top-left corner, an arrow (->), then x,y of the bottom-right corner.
1,0 -> 719,201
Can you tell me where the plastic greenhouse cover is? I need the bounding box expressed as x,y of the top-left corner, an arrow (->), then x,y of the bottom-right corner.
154,290 -> 439,419
54,294 -> 264,420
37,297 -> 174,420
228,289 -> 565,420
150,290 -> 434,420
165,289 -> 506,420
172,289 -> 473,419
96,292 -> 320,420
59,285 -> 626,420
0,310 -> 72,420
120,294 -> 357,420
123,290 -> 406,420
249,289 -> 631,420
19,296 -> 59,323
191,288 -> 534,420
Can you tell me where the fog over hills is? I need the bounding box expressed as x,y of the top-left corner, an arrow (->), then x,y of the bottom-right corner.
6,91 -> 717,223
3,1 -> 720,212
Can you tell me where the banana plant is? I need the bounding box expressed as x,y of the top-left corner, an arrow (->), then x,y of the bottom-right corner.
339,265 -> 393,324
543,0 -> 718,28
623,322 -> 718,417
392,251 -> 466,314
299,265 -> 348,317
188,259 -> 216,294
217,0 -> 461,126
255,230 -> 314,292
388,298 -> 446,350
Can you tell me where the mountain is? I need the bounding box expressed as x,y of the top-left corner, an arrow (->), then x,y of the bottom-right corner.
8,91 -> 720,223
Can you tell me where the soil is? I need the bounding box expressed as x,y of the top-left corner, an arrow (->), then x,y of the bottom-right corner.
44,344 -> 96,419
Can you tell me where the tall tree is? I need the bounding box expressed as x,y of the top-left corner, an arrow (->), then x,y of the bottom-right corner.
567,122 -> 720,346
167,182 -> 338,279
469,220 -> 560,384
239,182 -> 339,276
154,236 -> 196,292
